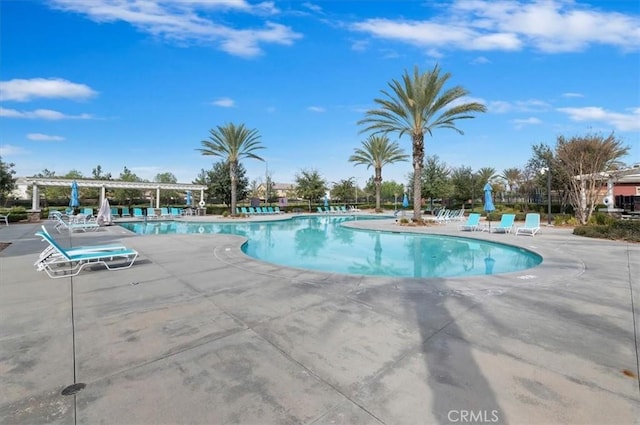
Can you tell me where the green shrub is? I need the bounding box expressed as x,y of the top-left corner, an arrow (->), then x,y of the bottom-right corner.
573,219 -> 640,242
589,212 -> 616,226
554,214 -> 578,226
0,206 -> 28,223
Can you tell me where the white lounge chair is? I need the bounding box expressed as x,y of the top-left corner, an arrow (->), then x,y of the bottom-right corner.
0,214 -> 7,226
35,226 -> 126,268
515,213 -> 541,236
34,229 -> 138,279
53,214 -> 100,233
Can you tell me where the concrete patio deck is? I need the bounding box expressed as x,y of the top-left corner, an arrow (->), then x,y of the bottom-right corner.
1,213 -> 639,424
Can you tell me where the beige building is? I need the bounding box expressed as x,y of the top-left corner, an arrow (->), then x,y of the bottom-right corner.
256,183 -> 297,200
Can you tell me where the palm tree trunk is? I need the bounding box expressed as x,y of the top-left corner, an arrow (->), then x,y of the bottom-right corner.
375,166 -> 382,211
412,133 -> 425,220
230,160 -> 238,214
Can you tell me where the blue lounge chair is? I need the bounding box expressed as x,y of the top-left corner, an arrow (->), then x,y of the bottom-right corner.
492,214 -> 516,233
241,207 -> 250,215
170,207 -> 182,217
34,230 -> 138,279
160,207 -> 171,218
110,207 -> 120,217
121,207 -> 131,217
267,206 -> 275,214
146,208 -> 158,219
274,206 -> 282,214
133,208 -> 144,219
317,207 -> 325,214
35,225 -> 125,268
458,213 -> 481,231
516,213 -> 541,236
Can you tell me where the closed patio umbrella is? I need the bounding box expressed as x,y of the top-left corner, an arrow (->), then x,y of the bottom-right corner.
70,180 -> 80,212
186,190 -> 192,207
483,183 -> 496,231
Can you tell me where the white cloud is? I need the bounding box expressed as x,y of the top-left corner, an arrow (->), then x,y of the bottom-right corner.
488,100 -> 513,113
48,0 -> 301,58
471,56 -> 491,64
0,78 -> 97,102
302,2 -> 322,14
0,144 -> 28,156
558,106 -> 640,132
350,0 -> 640,53
0,107 -> 93,120
488,99 -> 550,114
350,39 -> 369,52
562,92 -> 584,98
27,133 -> 65,141
307,106 -> 325,113
211,97 -> 235,107
512,117 -> 542,129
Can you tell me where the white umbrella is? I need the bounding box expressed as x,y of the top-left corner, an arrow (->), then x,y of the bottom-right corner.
97,198 -> 112,226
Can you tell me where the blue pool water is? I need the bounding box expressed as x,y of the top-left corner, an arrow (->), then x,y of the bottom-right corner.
120,216 -> 542,278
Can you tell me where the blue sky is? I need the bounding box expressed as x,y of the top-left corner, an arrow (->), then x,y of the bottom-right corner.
1,0 -> 639,188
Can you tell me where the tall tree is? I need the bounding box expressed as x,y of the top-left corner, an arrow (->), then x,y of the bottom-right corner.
331,178 -> 356,203
358,64 -> 486,221
450,166 -> 478,207
214,161 -> 248,205
196,123 -> 265,214
194,162 -> 249,205
421,155 -> 452,210
92,165 -> 112,180
0,156 -> 16,205
154,172 -> 179,204
349,135 -> 409,211
294,169 -> 326,209
30,169 -> 64,202
554,133 -> 629,224
113,166 -> 143,204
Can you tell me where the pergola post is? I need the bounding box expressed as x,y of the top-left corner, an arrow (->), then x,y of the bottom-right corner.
31,183 -> 40,210
156,187 -> 160,208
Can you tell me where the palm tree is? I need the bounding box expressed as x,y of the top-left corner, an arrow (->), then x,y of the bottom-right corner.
501,167 -> 522,202
349,135 -> 409,211
358,65 -> 486,221
476,167 -> 497,185
196,123 -> 265,214
501,167 -> 522,192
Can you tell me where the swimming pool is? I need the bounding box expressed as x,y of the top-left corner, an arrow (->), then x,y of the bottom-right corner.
120,216 -> 542,278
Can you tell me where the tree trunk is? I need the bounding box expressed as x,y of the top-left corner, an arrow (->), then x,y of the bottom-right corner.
412,133 -> 425,220
230,160 -> 238,214
375,166 -> 382,211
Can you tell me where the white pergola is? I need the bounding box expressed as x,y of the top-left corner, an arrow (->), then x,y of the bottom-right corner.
24,178 -> 207,211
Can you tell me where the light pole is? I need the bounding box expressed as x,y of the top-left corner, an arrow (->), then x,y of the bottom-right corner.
541,165 -> 552,225
547,161 -> 552,225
